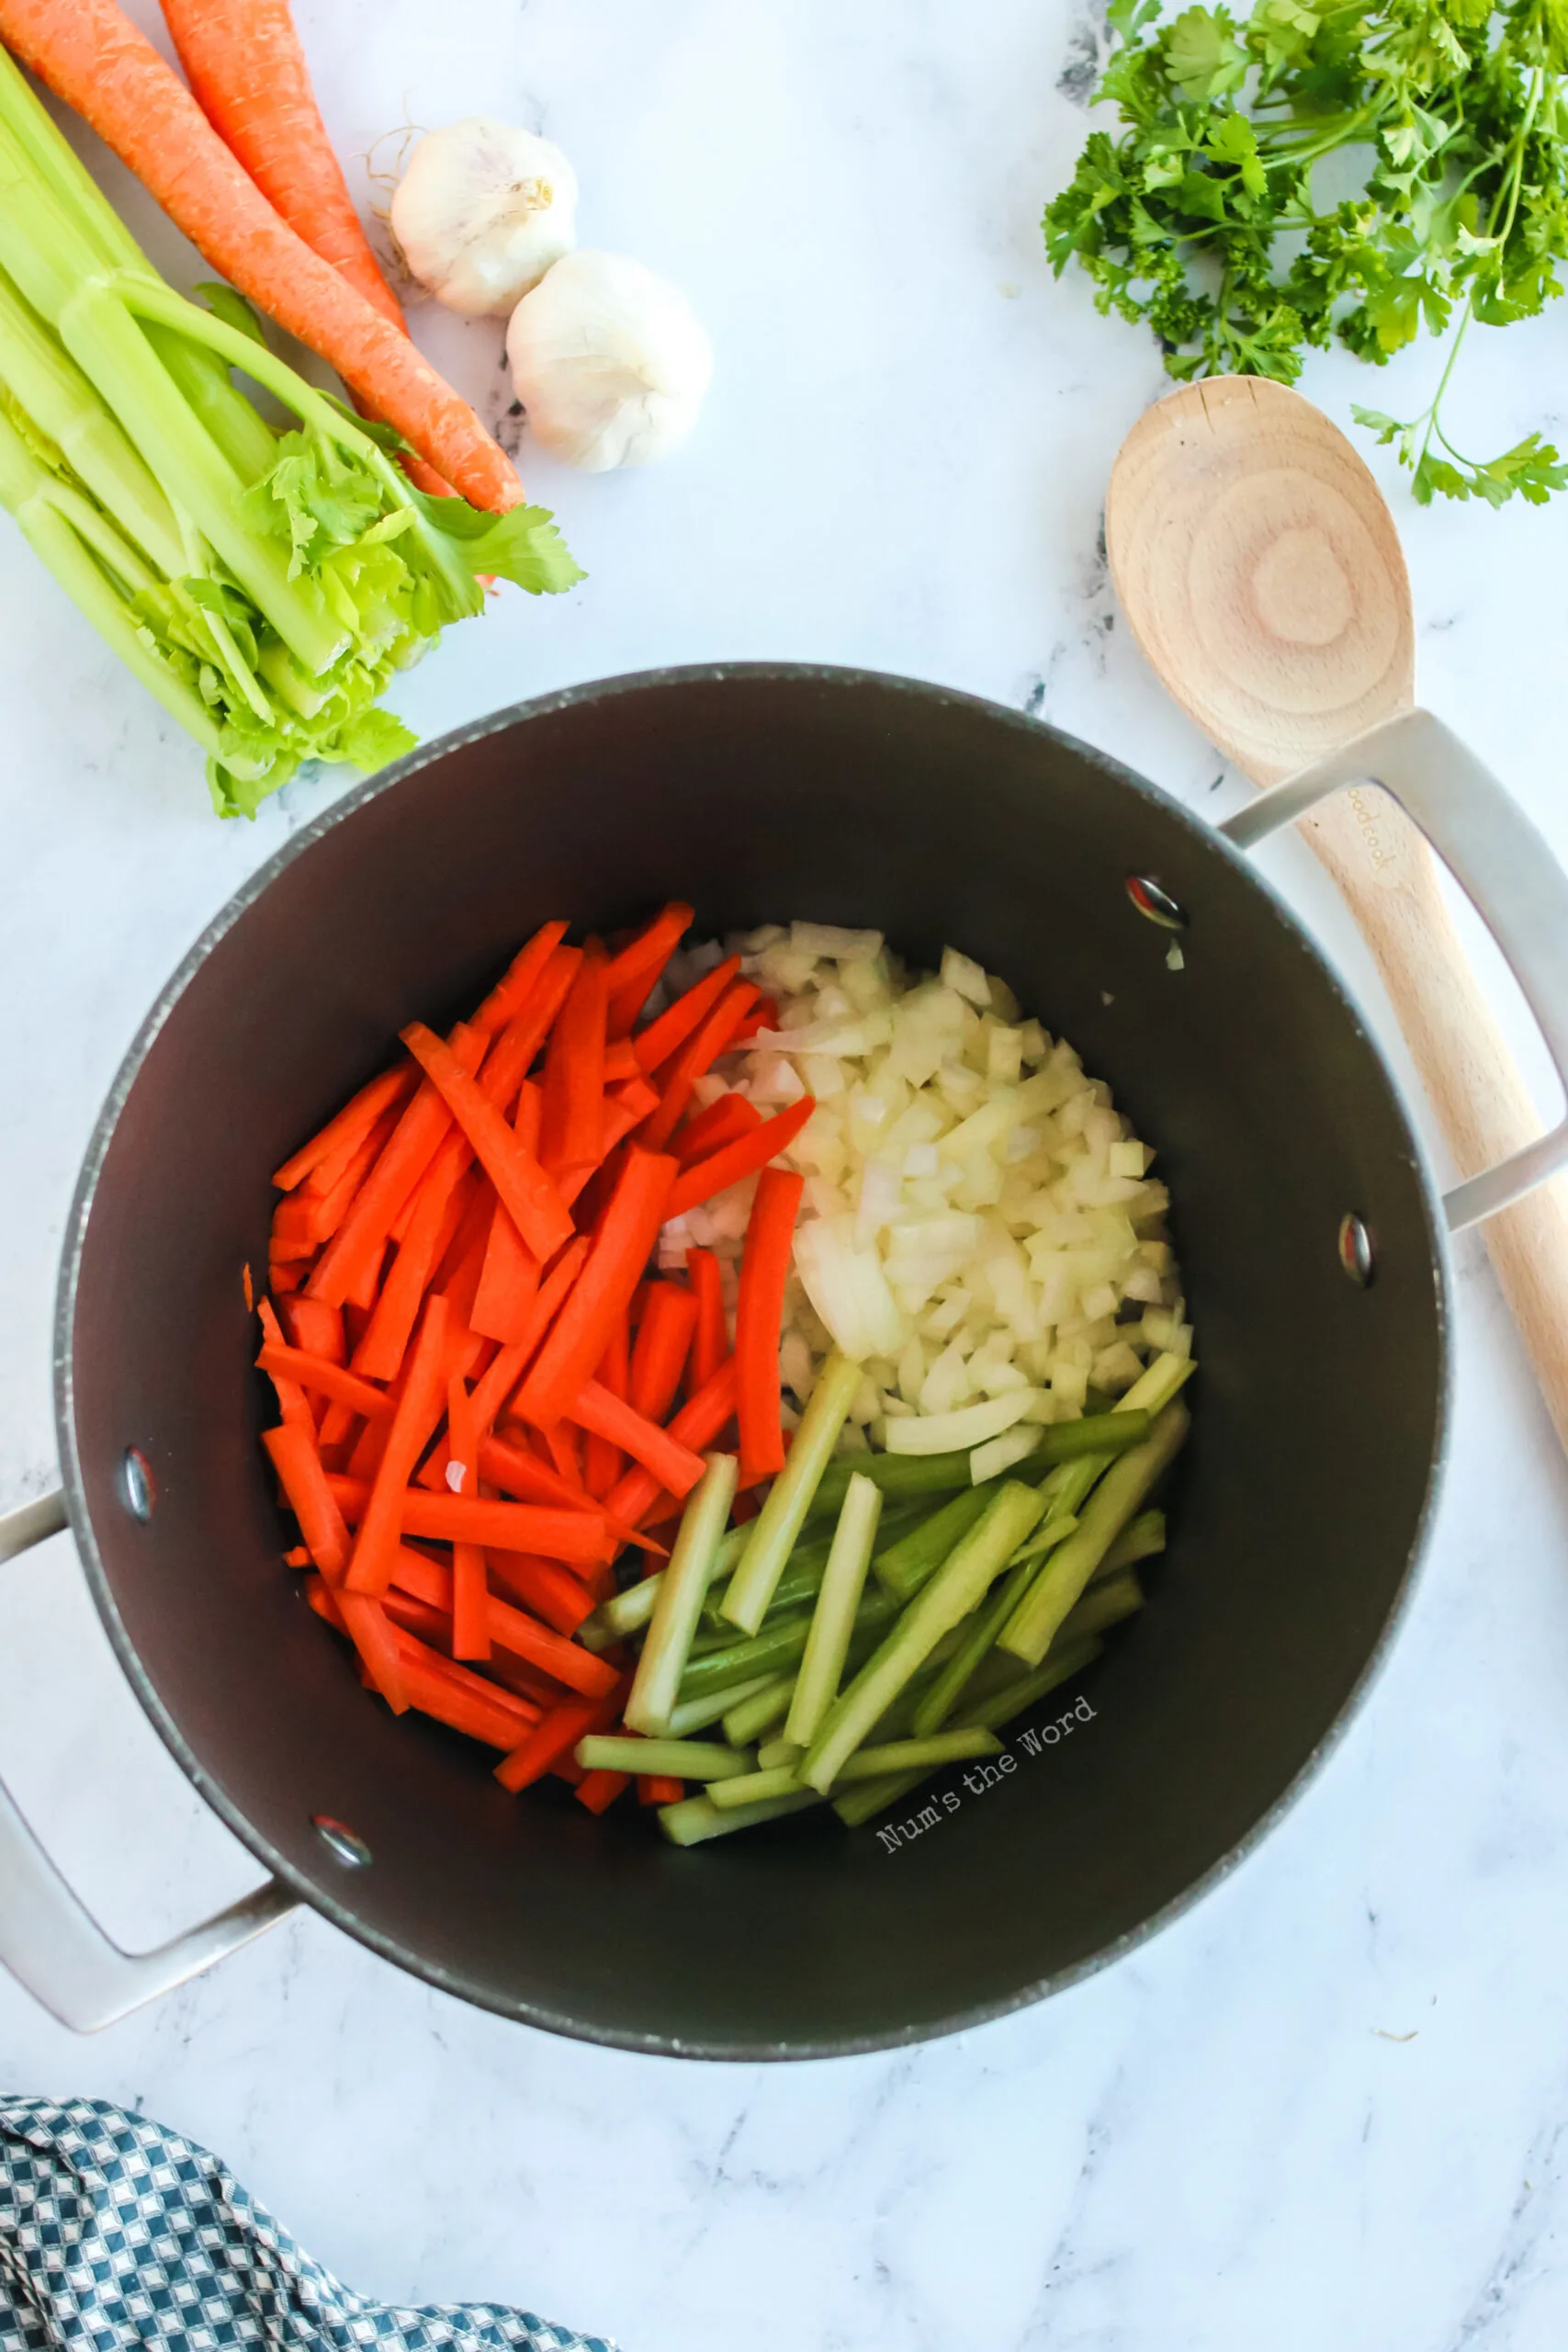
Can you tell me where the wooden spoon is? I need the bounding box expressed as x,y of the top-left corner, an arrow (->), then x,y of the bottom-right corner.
1106,373 -> 1568,1451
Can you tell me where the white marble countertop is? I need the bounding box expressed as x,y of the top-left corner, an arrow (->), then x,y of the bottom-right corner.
5,3 -> 1568,2346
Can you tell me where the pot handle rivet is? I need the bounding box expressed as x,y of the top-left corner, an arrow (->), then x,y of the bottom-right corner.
311,1816 -> 371,1869
118,1448 -> 155,1522
1126,875 -> 1186,931
1337,1214 -> 1374,1286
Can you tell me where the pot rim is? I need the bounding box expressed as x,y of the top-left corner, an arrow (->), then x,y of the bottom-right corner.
51,661 -> 1453,2058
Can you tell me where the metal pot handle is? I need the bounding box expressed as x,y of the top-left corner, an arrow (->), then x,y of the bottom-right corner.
1219,707 -> 1568,1232
0,1491 -> 297,2031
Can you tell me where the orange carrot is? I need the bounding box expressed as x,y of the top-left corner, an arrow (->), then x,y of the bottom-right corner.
638,982 -> 759,1152
471,1084 -> 543,1345
329,1476 -> 614,1568
560,1379 -> 706,1499
673,1092 -> 762,1168
514,1148 -> 677,1428
604,901 -> 694,1035
627,1282 -> 699,1425
400,1021 -> 573,1263
160,0 -> 404,331
575,1769 -> 629,1814
603,1038 -> 641,1083
386,1543 -> 613,1697
604,1358 -> 738,1531
735,1167 -> 803,1484
686,1248 -> 728,1392
639,1774 -> 684,1805
667,1096 -> 817,1219
486,1550 -> 594,1636
279,1295 -> 344,1363
352,1149 -> 475,1382
344,1293 -> 450,1593
264,1423 -> 407,1710
539,946 -> 607,1182
273,1064 -> 413,1193
0,0 -> 524,510
494,1683 -> 626,1793
257,1341 -> 391,1424
583,1314 -> 629,1499
308,1024 -> 486,1307
632,955 -> 741,1075
255,1298 -> 314,1433
470,921 -> 571,1038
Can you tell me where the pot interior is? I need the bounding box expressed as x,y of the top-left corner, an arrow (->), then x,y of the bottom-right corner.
62,667 -> 1445,2055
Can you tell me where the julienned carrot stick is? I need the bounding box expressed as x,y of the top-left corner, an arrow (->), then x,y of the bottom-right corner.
604,901 -> 694,1035
479,947 -> 581,1101
329,1475 -> 615,1567
308,1027 -> 484,1306
161,0 -> 404,332
494,1682 -> 626,1792
482,1431 -> 661,1558
0,0 -> 525,511
280,1295 -> 345,1363
400,1022 -> 573,1262
575,1769 -> 629,1814
561,1379 -> 706,1499
686,1249 -> 728,1393
639,982 -> 759,1152
273,1065 -> 413,1193
392,1633 -> 536,1748
255,1299 -> 314,1432
735,1166 -> 803,1484
628,1283 -> 699,1424
264,1424 -> 407,1710
639,1774 -> 685,1804
291,1102 -> 402,1229
583,1314 -> 629,1499
667,1096 -> 817,1219
487,1550 -> 594,1635
470,922 -> 570,1038
603,1038 -> 640,1083
471,1084 -> 542,1346
352,1146 -> 472,1381
730,996 -> 778,1046
673,1092 -> 762,1168
514,1148 -> 678,1428
257,1341 -> 391,1424
631,955 -> 741,1076
344,1293 -> 450,1593
604,1358 -> 739,1531
386,1543 -> 613,1696
539,945 -> 606,1182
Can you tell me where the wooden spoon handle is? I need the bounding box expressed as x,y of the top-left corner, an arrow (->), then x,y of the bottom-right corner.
1304,790 -> 1568,1448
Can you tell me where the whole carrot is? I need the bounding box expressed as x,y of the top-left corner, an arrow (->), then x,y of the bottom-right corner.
160,0 -> 402,329
0,0 -> 522,510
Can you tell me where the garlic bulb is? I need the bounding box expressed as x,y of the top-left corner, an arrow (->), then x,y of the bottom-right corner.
505,250 -> 713,471
391,118 -> 578,317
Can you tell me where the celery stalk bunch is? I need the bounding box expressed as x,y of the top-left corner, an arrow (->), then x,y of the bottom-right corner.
0,47 -> 582,816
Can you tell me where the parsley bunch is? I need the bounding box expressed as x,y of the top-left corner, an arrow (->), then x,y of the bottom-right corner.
1045,0 -> 1568,504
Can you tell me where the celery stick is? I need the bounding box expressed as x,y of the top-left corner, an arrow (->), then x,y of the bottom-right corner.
721,1677 -> 795,1747
874,1487 -> 989,1602
0,266 -> 182,574
679,1584 -> 899,1705
1118,1351 -> 1195,1418
832,1728 -> 1001,1781
784,1473 -> 883,1749
1059,1570 -> 1144,1643
757,1738 -> 804,1771
1002,1510 -> 1080,1572
1098,1510 -> 1166,1577
626,1454 -> 738,1736
832,1768 -> 930,1827
669,1673 -> 779,1739
1001,1405 -> 1190,1667
709,1765 -> 808,1811
807,1451 -> 972,1516
659,1789 -> 823,1845
1035,1407 -> 1153,1463
580,1526 -> 746,1651
722,1354 -> 863,1634
802,1481 -> 1047,1793
956,1635 -> 1102,1733
909,1553 -> 1042,1736
574,1736 -> 754,1781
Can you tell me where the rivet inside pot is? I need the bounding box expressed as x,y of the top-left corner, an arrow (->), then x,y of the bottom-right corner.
118,1448 -> 155,1521
311,1816 -> 372,1869
1337,1214 -> 1374,1285
1127,875 -> 1186,930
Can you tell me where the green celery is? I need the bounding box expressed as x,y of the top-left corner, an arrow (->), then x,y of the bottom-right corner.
574,1736 -> 753,1781
784,1472 -> 884,1749
721,1353 -> 863,1634
625,1455 -> 738,1736
956,1634 -> 1103,1735
720,1676 -> 796,1747
658,1788 -> 823,1845
1001,1405 -> 1190,1667
874,1487 -> 989,1603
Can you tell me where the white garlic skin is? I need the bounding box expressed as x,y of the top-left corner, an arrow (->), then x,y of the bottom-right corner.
391,118 -> 578,317
505,250 -> 714,472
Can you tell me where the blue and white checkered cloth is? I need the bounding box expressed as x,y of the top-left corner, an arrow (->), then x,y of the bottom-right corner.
0,2099 -> 617,2352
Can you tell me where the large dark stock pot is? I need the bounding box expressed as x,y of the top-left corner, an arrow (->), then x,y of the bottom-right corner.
5,666 -> 1568,2057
